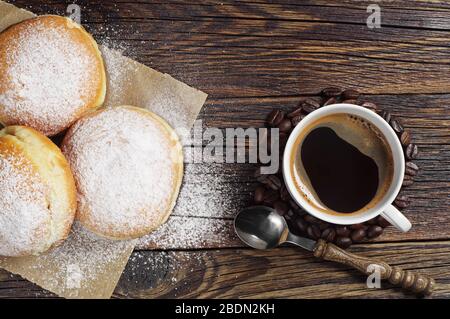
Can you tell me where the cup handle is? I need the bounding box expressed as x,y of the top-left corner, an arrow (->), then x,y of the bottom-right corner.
381,205 -> 412,232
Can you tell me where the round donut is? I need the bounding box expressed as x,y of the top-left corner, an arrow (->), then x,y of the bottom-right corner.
0,15 -> 106,136
0,126 -> 77,257
61,106 -> 183,240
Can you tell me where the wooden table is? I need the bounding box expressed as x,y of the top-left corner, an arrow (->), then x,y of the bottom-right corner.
1,0 -> 449,299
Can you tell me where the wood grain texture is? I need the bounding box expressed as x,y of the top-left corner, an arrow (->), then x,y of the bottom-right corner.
1,0 -> 449,298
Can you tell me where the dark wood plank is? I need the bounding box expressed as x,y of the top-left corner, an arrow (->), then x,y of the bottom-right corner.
119,241 -> 450,299
9,0 -> 450,96
2,241 -> 449,299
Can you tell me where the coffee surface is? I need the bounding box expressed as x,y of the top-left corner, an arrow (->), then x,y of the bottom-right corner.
292,113 -> 394,214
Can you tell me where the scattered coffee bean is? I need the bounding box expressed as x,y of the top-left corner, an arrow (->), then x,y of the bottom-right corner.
336,226 -> 351,237
267,109 -> 285,127
336,236 -> 352,249
376,216 -> 391,228
307,224 -> 321,240
402,174 -> 414,187
321,87 -> 342,98
390,118 -> 404,133
318,221 -> 329,231
278,118 -> 292,132
405,143 -> 418,160
405,161 -> 419,176
351,229 -> 366,242
323,97 -> 337,106
350,223 -> 367,230
321,228 -> 336,242
295,217 -> 308,233
279,132 -> 289,152
367,225 -> 383,239
254,167 -> 268,183
264,175 -> 282,190
273,200 -> 289,216
291,115 -> 304,127
400,131 -> 411,146
287,107 -> 303,119
254,185 -> 266,203
304,214 -> 319,224
341,89 -> 360,100
263,189 -> 279,205
342,99 -> 357,105
361,101 -> 378,112
366,218 -> 378,225
381,111 -> 391,123
394,195 -> 410,208
280,185 -> 290,201
289,200 -> 306,215
302,99 -> 320,113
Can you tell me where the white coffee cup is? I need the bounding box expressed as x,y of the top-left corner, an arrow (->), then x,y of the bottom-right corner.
282,103 -> 411,232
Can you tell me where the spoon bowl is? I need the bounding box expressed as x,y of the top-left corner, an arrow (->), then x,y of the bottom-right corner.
234,206 -> 288,249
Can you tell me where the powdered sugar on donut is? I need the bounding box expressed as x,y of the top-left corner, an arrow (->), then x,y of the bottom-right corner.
63,107 -> 177,238
0,17 -> 99,135
0,151 -> 51,256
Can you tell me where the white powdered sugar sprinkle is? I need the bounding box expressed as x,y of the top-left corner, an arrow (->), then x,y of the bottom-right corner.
0,18 -> 95,134
64,107 -> 176,236
0,152 -> 50,256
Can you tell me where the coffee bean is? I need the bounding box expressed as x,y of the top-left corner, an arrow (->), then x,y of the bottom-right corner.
342,99 -> 357,105
307,224 -> 321,240
318,221 -> 330,231
279,185 -> 290,201
304,214 -> 319,224
405,143 -> 418,160
287,107 -> 303,119
273,200 -> 289,216
336,226 -> 351,237
254,167 -> 268,183
351,229 -> 366,242
350,223 -> 367,230
321,228 -> 336,242
321,87 -> 342,98
294,217 -> 308,233
264,175 -> 282,190
278,118 -> 292,132
402,174 -> 414,187
279,132 -> 288,153
405,161 -> 419,176
323,97 -> 337,106
302,99 -> 320,114
381,111 -> 391,123
289,201 -> 306,216
263,189 -> 279,205
376,216 -> 391,228
254,185 -> 266,203
336,236 -> 352,249
390,118 -> 404,133
394,195 -> 410,208
341,89 -> 360,100
367,225 -> 383,239
366,218 -> 378,225
361,101 -> 378,112
291,115 -> 304,127
400,131 -> 411,146
267,109 -> 285,127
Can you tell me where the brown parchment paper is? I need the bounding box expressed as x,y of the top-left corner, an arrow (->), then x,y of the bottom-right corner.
0,1 -> 207,298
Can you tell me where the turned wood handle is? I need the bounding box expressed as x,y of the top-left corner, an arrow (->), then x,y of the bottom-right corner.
313,239 -> 435,295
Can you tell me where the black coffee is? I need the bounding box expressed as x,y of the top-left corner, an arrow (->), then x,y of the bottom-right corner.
291,114 -> 394,214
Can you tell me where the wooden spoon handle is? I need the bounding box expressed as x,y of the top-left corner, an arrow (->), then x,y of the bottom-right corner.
313,239 -> 435,295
